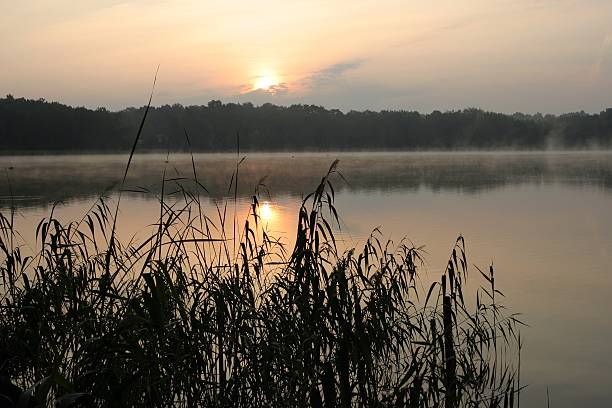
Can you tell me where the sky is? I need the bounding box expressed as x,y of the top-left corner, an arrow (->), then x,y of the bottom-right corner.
1,0 -> 611,113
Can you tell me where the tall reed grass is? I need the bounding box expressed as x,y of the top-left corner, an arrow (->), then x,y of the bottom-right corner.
0,161 -> 523,407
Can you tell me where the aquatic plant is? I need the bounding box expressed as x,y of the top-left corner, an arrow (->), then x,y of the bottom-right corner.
0,159 -> 523,407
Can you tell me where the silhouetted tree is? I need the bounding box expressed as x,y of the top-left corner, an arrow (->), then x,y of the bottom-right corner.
0,96 -> 610,152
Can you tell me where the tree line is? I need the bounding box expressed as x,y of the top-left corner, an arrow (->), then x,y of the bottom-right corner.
1,94 -> 611,152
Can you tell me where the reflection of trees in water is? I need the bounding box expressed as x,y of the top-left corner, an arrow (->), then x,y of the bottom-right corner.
1,152 -> 612,209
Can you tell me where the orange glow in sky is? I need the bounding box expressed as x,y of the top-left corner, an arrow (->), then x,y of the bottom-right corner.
1,1 -> 611,113
253,74 -> 278,91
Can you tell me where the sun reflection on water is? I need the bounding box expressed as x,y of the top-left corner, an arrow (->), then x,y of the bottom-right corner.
260,201 -> 273,222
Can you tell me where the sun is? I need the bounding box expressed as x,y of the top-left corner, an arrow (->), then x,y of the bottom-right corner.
254,74 -> 278,91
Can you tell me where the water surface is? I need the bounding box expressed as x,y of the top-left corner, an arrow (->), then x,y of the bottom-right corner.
1,151 -> 611,407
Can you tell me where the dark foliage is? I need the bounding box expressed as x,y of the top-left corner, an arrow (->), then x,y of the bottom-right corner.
0,165 -> 523,407
1,95 -> 611,152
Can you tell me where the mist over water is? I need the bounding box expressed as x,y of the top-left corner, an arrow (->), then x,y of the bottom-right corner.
1,151 -> 611,208
1,151 -> 612,407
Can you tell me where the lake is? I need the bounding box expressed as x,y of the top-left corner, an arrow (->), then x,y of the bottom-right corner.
1,151 -> 611,407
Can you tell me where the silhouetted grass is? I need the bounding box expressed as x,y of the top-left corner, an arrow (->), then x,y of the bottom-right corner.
0,156 -> 523,407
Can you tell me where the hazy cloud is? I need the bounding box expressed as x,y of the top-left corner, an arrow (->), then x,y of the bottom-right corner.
234,82 -> 290,105
234,59 -> 364,104
227,58 -> 434,111
301,59 -> 365,88
243,82 -> 289,96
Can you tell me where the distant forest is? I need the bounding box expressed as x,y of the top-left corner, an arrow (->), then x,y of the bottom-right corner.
1,95 -> 611,152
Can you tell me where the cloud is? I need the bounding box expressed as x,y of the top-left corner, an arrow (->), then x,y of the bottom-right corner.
228,58 -> 430,110
300,59 -> 365,89
240,82 -> 289,96
226,58 -> 431,111
241,82 -> 289,97
233,58 -> 365,104
234,82 -> 290,105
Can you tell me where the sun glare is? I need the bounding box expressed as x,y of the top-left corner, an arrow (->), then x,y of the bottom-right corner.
259,202 -> 274,222
254,74 -> 277,90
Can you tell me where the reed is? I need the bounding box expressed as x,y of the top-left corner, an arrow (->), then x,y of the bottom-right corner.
0,160 -> 523,407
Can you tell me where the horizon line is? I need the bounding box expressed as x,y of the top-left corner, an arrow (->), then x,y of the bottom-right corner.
3,94 -> 611,118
